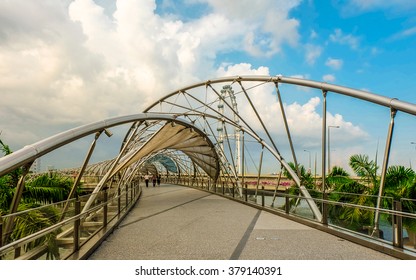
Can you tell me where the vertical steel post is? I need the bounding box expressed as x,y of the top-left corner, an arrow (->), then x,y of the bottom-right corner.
73,200 -> 80,253
271,167 -> 283,207
126,184 -> 129,207
393,200 -> 403,248
0,217 -> 3,248
255,146 -> 264,199
61,131 -> 102,221
322,192 -> 328,226
4,161 -> 33,244
285,189 -> 290,214
242,131 -> 245,199
321,90 -> 328,225
275,82 -> 300,177
261,186 -> 265,207
103,189 -> 108,228
373,108 -> 397,237
117,186 -> 121,216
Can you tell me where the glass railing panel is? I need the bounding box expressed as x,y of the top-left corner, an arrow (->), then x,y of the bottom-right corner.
400,198 -> 416,252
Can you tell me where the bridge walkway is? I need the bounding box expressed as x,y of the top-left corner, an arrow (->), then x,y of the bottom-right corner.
88,184 -> 396,260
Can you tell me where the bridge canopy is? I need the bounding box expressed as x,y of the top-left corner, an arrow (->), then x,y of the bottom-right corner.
110,120 -> 220,180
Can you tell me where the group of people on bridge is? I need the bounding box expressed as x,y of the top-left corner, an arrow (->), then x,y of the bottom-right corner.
143,174 -> 161,187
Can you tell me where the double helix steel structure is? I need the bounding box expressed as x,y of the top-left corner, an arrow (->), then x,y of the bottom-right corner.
1,75 -> 416,259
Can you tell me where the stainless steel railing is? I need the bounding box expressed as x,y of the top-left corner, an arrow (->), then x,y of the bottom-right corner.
0,181 -> 141,260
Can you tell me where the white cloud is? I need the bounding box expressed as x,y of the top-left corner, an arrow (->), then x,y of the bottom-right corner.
216,64 -> 367,151
390,26 -> 416,41
196,0 -> 301,57
329,28 -> 360,50
0,0 -> 370,173
305,44 -> 322,65
348,0 -> 416,11
323,74 -> 336,82
325,58 -> 343,70
310,29 -> 318,39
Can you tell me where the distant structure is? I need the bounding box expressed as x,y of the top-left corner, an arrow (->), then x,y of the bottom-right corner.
217,85 -> 241,176
30,158 -> 41,173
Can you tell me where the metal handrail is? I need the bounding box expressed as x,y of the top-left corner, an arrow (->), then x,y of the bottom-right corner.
0,183 -> 141,259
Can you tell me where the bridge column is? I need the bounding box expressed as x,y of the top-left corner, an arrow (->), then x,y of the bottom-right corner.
393,200 -> 403,248
373,108 -> 397,237
73,200 -> 81,253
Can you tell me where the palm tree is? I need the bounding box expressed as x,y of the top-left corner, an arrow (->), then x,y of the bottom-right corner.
349,154 -> 378,187
1,139 -> 81,259
282,162 -> 318,213
326,156 -> 379,232
384,166 -> 416,240
0,139 -> 21,211
283,162 -> 315,189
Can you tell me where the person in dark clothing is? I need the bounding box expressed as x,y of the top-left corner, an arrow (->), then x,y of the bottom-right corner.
144,174 -> 150,188
157,174 -> 161,186
152,175 -> 156,187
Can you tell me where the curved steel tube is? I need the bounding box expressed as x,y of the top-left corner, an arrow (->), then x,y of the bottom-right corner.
144,75 -> 416,116
0,113 -> 216,177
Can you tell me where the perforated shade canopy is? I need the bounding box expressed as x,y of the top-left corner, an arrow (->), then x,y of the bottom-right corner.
110,121 -> 220,180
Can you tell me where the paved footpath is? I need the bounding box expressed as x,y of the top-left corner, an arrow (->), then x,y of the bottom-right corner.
88,184 -> 396,260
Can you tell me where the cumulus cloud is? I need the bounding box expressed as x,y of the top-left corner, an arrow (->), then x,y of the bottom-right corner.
305,44 -> 322,65
329,28 -> 360,50
217,63 -> 367,151
0,0 -> 372,175
325,58 -> 343,70
196,0 -> 301,57
0,0 -> 306,150
323,74 -> 336,82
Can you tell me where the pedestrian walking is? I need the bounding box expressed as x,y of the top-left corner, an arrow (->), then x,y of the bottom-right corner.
152,175 -> 157,187
144,174 -> 150,188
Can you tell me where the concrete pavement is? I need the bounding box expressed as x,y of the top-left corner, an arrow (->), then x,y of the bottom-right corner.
88,184 -> 396,260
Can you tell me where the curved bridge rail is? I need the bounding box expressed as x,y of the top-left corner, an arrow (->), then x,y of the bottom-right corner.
0,182 -> 140,260
178,176 -> 416,259
1,75 -> 416,259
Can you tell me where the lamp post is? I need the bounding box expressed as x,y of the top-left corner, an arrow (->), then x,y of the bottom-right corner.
411,142 -> 416,169
304,149 -> 311,173
328,125 -> 340,174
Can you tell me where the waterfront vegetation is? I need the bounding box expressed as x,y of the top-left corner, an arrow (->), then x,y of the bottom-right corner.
283,153 -> 416,240
0,139 -> 82,258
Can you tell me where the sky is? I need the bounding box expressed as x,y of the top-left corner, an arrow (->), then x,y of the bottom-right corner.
1,0 -> 416,173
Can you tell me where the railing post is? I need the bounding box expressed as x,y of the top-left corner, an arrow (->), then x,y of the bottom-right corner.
0,217 -> 3,248
117,186 -> 121,216
73,200 -> 81,253
285,189 -> 290,214
261,186 -> 265,207
393,200 -> 403,248
232,183 -> 235,198
322,192 -> 328,225
103,190 -> 108,228
14,247 -> 21,259
245,183 -> 248,202
222,181 -> 224,195
126,184 -> 129,207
